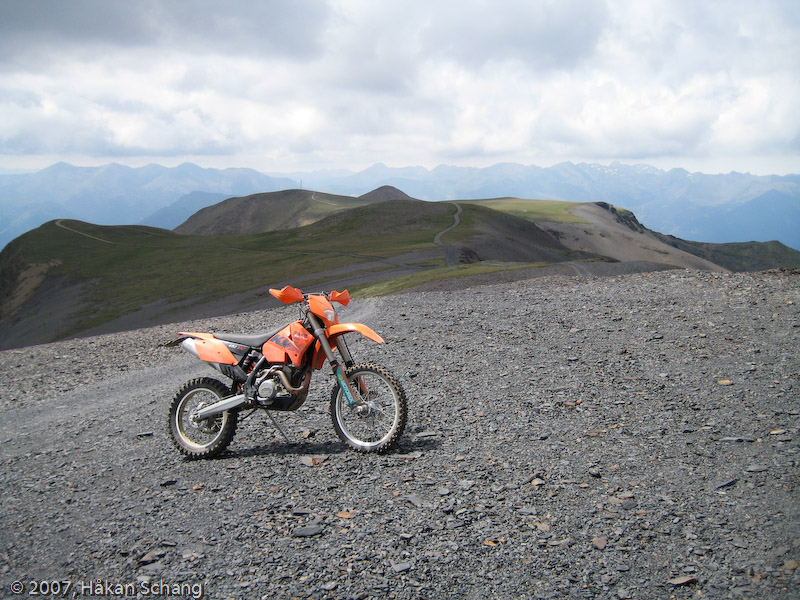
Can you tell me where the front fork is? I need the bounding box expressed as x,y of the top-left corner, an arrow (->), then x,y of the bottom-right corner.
309,314 -> 360,406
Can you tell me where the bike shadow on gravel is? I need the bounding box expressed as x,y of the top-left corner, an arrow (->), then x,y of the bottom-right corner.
193,436 -> 442,461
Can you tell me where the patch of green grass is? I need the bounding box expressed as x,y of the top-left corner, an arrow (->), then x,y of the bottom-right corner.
463,198 -> 588,224
291,200 -> 454,256
350,262 -> 550,297
435,203 -> 494,242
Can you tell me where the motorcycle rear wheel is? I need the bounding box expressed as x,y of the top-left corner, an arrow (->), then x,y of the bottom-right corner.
168,377 -> 238,459
330,363 -> 407,453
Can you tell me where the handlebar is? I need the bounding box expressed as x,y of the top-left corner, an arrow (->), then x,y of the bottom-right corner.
269,285 -> 350,306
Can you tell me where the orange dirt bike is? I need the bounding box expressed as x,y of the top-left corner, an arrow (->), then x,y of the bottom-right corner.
165,285 -> 408,458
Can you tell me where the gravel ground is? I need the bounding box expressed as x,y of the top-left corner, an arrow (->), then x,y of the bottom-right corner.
1,269 -> 798,600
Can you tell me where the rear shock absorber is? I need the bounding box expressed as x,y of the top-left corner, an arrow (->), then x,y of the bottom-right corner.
234,351 -> 260,392
241,350 -> 259,374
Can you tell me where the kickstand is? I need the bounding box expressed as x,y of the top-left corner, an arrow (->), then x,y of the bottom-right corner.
265,410 -> 293,445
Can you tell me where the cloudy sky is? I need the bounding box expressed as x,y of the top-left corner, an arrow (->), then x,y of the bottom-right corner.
1,0 -> 798,175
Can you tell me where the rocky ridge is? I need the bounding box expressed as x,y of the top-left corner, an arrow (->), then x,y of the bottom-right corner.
1,269 -> 798,599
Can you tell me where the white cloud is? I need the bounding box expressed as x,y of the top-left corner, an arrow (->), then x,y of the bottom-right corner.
0,0 -> 798,174
418,0 -> 609,71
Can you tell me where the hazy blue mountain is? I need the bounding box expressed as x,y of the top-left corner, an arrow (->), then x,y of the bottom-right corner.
1,161 -> 798,251
0,162 -> 297,249
0,201 -> 76,251
139,191 -> 229,230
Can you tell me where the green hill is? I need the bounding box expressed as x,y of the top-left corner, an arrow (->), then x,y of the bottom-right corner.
0,198 -> 595,347
0,200 -> 470,346
175,188 -> 387,235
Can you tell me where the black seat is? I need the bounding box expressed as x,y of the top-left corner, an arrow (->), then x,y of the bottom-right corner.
215,324 -> 285,348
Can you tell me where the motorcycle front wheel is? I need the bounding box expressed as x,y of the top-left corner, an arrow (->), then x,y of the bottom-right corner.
330,363 -> 407,453
168,377 -> 238,459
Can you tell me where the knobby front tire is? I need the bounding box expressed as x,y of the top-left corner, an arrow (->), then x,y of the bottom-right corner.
168,377 -> 238,459
330,363 -> 408,453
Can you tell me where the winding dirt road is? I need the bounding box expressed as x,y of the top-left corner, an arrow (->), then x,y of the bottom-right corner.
433,202 -> 462,265
55,219 -> 114,244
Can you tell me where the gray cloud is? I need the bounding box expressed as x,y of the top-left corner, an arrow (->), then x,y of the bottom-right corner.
0,0 -> 798,174
0,0 -> 330,64
0,0 -> 152,47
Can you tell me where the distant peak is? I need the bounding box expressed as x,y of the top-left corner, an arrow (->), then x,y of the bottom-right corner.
358,185 -> 415,202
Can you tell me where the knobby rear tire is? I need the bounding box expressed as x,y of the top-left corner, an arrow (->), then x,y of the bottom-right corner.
168,377 -> 238,459
330,363 -> 407,453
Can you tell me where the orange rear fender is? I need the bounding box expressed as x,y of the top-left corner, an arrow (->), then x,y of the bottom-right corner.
178,332 -> 238,365
178,331 -> 216,340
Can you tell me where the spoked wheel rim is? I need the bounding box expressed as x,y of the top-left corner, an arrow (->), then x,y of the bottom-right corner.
331,364 -> 406,452
174,387 -> 231,451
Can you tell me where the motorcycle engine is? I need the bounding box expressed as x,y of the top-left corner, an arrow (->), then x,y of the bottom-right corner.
251,367 -> 305,409
257,378 -> 278,403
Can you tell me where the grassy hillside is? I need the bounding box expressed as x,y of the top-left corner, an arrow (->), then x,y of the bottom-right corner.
651,234 -> 800,271
0,201 -> 457,340
1,198 -> 596,346
295,198 -> 453,251
174,189 -> 377,235
465,198 -> 800,271
463,197 -> 587,224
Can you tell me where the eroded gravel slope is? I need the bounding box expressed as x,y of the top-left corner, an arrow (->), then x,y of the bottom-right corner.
1,270 -> 798,599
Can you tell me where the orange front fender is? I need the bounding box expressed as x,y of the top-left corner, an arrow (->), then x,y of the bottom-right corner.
328,323 -> 384,344
312,323 -> 384,370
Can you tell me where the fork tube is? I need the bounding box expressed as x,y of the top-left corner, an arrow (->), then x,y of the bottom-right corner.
336,337 -> 355,368
308,314 -> 358,405
336,336 -> 368,395
308,313 -> 336,362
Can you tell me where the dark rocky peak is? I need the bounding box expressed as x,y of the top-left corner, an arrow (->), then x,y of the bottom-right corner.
358,186 -> 415,203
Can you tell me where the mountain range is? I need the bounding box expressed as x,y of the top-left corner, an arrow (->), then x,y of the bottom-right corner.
0,161 -> 798,252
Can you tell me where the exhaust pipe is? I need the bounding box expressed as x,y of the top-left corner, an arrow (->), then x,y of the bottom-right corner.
194,393 -> 247,420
